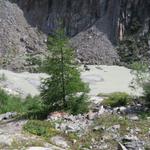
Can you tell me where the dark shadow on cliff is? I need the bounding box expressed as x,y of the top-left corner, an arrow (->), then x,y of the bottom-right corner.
9,0 -> 121,44
12,0 -> 50,34
8,0 -> 150,45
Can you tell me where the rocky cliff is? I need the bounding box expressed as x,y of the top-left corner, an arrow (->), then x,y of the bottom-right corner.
16,0 -> 150,42
0,0 -> 150,70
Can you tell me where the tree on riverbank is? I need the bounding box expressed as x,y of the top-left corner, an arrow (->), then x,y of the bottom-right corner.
41,30 -> 89,114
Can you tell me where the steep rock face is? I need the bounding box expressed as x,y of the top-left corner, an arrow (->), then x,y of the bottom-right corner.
17,0 -> 120,44
118,0 -> 150,40
0,0 -> 150,69
17,0 -> 150,42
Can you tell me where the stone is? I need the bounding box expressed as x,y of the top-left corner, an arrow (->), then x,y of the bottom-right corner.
121,135 -> 145,150
112,124 -> 120,130
119,106 -> 127,114
87,111 -> 97,120
0,112 -> 17,121
135,128 -> 141,134
66,124 -> 81,132
107,124 -> 120,133
118,142 -> 128,150
122,135 -> 138,142
128,115 -> 139,121
48,112 -> 69,120
113,106 -> 127,114
50,136 -> 69,149
0,134 -> 14,146
147,117 -> 150,120
98,144 -> 108,149
93,126 -> 105,132
90,96 -> 104,105
98,105 -> 105,115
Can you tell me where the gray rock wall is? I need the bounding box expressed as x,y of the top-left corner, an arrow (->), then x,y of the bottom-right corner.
16,0 -> 120,44
0,0 -> 150,70
16,0 -> 150,43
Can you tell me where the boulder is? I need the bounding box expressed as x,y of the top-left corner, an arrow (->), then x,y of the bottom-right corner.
50,136 -> 69,149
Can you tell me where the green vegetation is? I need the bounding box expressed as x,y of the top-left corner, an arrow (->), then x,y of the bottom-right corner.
41,29 -> 89,114
25,53 -> 44,73
130,61 -> 150,108
23,120 -> 60,138
130,61 -> 149,87
9,140 -> 44,150
0,88 -> 43,118
143,82 -> 150,107
102,92 -> 132,107
97,93 -> 111,97
94,114 -> 150,137
117,34 -> 150,65
66,94 -> 89,115
128,17 -> 142,34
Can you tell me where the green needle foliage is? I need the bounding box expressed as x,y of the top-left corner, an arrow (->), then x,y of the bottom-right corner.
41,30 -> 89,114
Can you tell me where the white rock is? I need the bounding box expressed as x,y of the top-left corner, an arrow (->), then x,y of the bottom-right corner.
98,105 -> 105,115
119,106 -> 127,113
123,135 -> 138,141
112,124 -> 120,130
50,136 -> 69,149
0,134 -> 13,146
87,111 -> 97,120
118,142 -> 128,150
128,115 -> 139,121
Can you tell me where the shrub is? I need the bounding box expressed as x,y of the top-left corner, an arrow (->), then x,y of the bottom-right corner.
143,82 -> 150,107
23,120 -> 60,138
117,34 -> 150,65
0,88 -> 44,118
102,92 -> 132,107
130,61 -> 150,107
66,93 -> 89,115
0,89 -> 23,113
130,61 -> 149,88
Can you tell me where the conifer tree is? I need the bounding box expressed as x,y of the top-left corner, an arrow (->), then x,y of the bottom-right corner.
41,30 -> 89,114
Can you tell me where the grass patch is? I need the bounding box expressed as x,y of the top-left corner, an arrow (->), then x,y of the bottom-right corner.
139,111 -> 150,119
9,139 -> 44,149
23,120 -> 61,138
102,92 -> 132,107
0,88 -> 46,119
97,93 -> 111,97
95,114 -> 150,138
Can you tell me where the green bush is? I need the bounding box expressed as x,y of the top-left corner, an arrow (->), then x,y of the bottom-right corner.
102,92 -> 132,107
117,34 -> 150,65
66,94 -> 89,115
0,89 -> 23,113
23,120 -> 60,138
143,82 -> 150,107
0,88 -> 44,118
